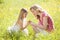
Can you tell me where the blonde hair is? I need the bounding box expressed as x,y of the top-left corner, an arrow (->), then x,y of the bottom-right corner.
30,4 -> 43,13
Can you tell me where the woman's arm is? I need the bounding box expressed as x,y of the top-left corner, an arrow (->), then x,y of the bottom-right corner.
29,16 -> 48,30
43,16 -> 48,29
29,21 -> 44,29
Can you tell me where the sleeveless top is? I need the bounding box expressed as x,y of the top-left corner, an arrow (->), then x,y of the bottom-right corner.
38,12 -> 54,32
8,18 -> 27,33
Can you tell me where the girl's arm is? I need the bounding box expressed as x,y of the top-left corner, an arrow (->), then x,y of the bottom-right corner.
22,21 -> 30,30
16,19 -> 23,30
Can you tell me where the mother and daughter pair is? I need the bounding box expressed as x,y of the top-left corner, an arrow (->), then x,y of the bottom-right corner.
7,4 -> 55,36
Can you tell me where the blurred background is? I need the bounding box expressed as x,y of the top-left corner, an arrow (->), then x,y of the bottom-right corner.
0,0 -> 60,40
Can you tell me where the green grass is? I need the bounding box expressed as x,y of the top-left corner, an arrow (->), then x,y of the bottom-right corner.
0,0 -> 60,40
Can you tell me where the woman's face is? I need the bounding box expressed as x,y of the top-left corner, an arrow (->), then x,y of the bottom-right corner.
31,9 -> 37,16
31,9 -> 42,19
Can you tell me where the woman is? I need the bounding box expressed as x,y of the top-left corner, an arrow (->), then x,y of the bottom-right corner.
29,4 -> 55,35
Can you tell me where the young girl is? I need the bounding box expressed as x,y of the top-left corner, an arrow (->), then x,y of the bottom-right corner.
8,8 -> 29,35
30,4 -> 55,36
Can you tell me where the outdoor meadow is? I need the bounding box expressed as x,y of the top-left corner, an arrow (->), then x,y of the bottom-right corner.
0,0 -> 60,40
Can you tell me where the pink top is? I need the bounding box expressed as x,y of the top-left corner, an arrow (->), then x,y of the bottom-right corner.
38,12 -> 54,32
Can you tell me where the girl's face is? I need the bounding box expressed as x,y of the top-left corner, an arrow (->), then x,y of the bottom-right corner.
22,13 -> 27,18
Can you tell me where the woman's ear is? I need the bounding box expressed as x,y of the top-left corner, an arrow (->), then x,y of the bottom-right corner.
37,10 -> 41,13
36,9 -> 42,13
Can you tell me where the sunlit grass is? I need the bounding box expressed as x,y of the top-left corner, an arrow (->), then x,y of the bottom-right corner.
0,0 -> 60,40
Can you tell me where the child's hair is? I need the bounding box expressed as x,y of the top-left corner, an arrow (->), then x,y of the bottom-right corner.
18,8 -> 28,20
21,8 -> 28,13
30,4 -> 43,13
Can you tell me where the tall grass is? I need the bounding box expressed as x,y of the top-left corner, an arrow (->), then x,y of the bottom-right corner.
0,0 -> 60,40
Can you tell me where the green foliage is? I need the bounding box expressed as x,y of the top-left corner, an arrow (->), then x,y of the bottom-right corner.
0,0 -> 4,4
0,0 -> 60,40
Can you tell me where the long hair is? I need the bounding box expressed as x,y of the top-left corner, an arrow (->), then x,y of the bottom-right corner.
18,8 -> 28,20
30,4 -> 44,12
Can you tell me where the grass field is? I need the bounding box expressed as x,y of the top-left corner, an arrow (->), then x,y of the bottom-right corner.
0,0 -> 60,40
